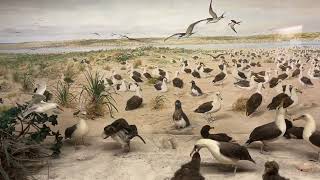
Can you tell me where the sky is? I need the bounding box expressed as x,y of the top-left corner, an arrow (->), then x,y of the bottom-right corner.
0,0 -> 319,43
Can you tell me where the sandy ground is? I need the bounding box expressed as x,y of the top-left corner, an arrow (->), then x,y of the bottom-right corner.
2,47 -> 320,180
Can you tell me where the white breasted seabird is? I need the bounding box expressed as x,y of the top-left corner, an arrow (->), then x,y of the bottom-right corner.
173,100 -> 190,129
142,67 -> 152,79
181,63 -> 192,74
192,68 -> 201,79
293,114 -> 320,161
116,80 -> 127,92
190,80 -> 203,96
65,118 -> 89,146
125,87 -> 143,111
246,102 -> 287,153
299,72 -> 313,87
128,82 -> 139,92
103,118 -> 146,152
246,83 -> 264,116
190,139 -> 255,174
154,77 -> 168,92
194,92 -> 223,122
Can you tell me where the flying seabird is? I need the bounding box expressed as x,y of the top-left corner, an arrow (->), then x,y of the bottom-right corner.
205,53 -> 225,61
172,71 -> 184,89
293,114 -> 320,161
246,102 -> 287,153
164,19 -> 207,41
246,83 -> 264,116
194,92 -> 223,122
263,161 -> 289,180
65,118 -> 89,147
111,33 -> 143,42
102,118 -> 146,152
205,0 -> 225,24
228,20 -> 241,33
190,139 -> 255,174
200,125 -> 233,142
92,32 -> 101,36
125,87 -> 143,111
173,100 -> 191,129
171,152 -> 204,180
190,80 -> 203,96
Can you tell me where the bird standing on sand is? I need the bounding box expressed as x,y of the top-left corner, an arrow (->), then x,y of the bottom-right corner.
190,80 -> 203,96
194,92 -> 223,122
228,20 -> 241,33
293,114 -> 320,162
205,0 -> 225,24
102,118 -> 146,153
263,161 -> 289,180
246,102 -> 287,153
65,117 -> 89,147
190,139 -> 255,174
164,19 -> 207,41
246,83 -> 264,116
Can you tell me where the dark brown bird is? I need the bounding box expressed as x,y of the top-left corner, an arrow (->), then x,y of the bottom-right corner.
263,161 -> 289,180
200,125 -> 233,142
171,152 -> 204,180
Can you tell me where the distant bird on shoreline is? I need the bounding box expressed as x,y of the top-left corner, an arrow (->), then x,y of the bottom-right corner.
111,33 -> 143,42
92,32 -> 101,36
228,20 -> 241,33
205,0 -> 225,24
164,19 -> 207,41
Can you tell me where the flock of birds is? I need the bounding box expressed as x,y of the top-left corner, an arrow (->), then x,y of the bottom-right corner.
165,0 -> 241,42
13,47 -> 320,179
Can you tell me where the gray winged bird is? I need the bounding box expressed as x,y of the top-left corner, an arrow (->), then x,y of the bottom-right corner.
164,19 -> 207,42
92,32 -> 101,36
206,0 -> 225,24
228,20 -> 241,33
111,33 -> 142,42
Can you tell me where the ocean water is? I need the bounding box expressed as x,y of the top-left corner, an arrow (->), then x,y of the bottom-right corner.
0,40 -> 319,54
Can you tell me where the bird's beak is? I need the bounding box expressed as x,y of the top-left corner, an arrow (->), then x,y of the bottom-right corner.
293,115 -> 303,121
210,127 -> 215,129
296,89 -> 302,94
57,106 -> 64,111
101,132 -> 109,139
190,146 -> 199,157
262,84 -> 266,89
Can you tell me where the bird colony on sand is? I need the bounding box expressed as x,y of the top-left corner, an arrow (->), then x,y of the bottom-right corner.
2,1 -> 320,179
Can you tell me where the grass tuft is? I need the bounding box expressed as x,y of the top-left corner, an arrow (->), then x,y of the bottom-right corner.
151,95 -> 167,110
232,97 -> 248,112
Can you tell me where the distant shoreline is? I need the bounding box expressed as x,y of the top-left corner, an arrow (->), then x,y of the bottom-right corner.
0,32 -> 319,53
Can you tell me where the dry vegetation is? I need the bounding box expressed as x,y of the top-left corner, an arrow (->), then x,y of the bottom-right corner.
232,96 -> 249,112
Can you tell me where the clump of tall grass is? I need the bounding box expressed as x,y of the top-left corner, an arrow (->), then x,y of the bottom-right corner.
232,97 -> 248,111
151,95 -> 167,110
63,64 -> 78,84
12,71 -> 20,83
81,71 -> 118,118
133,59 -> 142,68
54,81 -> 76,107
21,73 -> 34,92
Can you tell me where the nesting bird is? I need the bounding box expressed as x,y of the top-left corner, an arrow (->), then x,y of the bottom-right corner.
190,139 -> 255,174
263,161 -> 289,180
200,125 -> 233,142
172,100 -> 190,129
212,65 -> 227,85
154,77 -> 168,92
194,92 -> 223,122
246,83 -> 264,116
190,80 -> 203,96
125,87 -> 143,111
102,118 -> 146,152
172,71 -> 184,89
171,152 -> 204,180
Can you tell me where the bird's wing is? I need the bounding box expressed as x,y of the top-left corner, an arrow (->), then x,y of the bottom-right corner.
195,101 -> 213,113
35,82 -> 46,95
186,19 -> 207,34
208,0 -> 218,19
181,112 -> 191,126
29,94 -> 46,106
219,142 -> 243,159
164,33 -> 184,42
249,123 -> 282,141
309,131 -> 320,147
231,20 -> 237,24
230,25 -> 237,33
